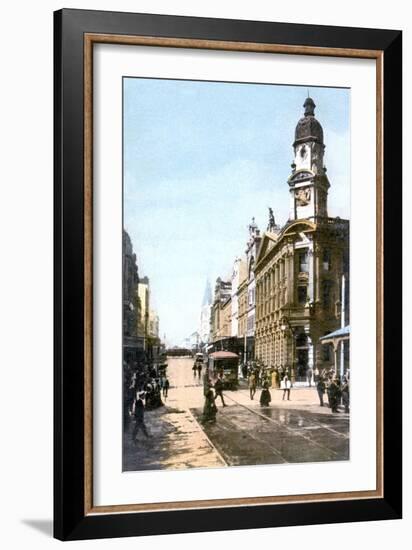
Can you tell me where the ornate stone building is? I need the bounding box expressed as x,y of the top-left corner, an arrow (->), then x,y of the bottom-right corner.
245,218 -> 262,360
149,309 -> 160,339
254,97 -> 349,383
199,279 -> 212,346
210,278 -> 232,349
237,276 -> 248,360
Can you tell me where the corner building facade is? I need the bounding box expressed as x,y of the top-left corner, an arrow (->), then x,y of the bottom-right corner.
254,98 -> 349,383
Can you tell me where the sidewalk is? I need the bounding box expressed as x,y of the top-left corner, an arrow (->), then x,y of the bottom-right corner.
231,383 -> 349,417
123,405 -> 226,471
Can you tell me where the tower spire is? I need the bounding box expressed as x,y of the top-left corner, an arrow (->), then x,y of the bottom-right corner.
303,96 -> 316,117
287,97 -> 329,221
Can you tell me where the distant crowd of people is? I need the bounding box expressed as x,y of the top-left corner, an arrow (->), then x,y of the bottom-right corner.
192,361 -> 203,378
123,358 -> 170,444
315,367 -> 350,413
239,361 -> 350,413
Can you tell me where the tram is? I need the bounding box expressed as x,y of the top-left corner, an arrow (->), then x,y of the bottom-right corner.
208,351 -> 239,390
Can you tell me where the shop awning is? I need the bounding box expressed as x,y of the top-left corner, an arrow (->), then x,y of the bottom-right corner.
320,325 -> 350,345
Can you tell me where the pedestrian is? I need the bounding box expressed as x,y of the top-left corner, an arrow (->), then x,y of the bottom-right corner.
242,363 -> 248,379
278,366 -> 285,386
341,379 -> 350,413
260,380 -> 272,407
281,375 -> 291,401
316,376 -> 326,406
162,377 -> 170,398
328,377 -> 341,412
197,364 -> 202,378
325,370 -> 334,407
271,368 -> 277,389
214,374 -> 226,407
249,372 -> 257,400
132,393 -> 150,442
144,382 -> 154,409
153,380 -> 163,408
203,389 -> 218,423
307,367 -> 313,387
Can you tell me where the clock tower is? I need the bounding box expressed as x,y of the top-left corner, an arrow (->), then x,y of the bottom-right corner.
288,97 -> 330,220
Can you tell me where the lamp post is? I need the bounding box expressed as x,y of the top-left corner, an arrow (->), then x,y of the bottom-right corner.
280,318 -> 296,384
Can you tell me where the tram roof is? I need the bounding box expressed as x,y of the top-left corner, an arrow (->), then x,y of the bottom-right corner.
209,351 -> 239,359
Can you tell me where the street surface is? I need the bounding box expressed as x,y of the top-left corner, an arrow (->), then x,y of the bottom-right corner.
123,356 -> 349,471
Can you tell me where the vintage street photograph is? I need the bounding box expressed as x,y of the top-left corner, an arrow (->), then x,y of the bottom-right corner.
122,78 -> 350,472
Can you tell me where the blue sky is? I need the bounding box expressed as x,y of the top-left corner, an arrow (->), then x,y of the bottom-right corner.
124,78 -> 350,345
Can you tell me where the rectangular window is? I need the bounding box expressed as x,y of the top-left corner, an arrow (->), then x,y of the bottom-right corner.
298,285 -> 307,305
323,249 -> 331,271
343,249 -> 350,274
323,281 -> 332,307
299,250 -> 309,272
322,335 -> 331,361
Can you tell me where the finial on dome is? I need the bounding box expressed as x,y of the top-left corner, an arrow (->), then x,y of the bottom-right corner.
304,96 -> 316,117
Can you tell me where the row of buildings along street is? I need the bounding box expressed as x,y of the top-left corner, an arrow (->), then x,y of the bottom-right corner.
123,230 -> 162,365
123,97 -> 350,472
199,96 -> 349,386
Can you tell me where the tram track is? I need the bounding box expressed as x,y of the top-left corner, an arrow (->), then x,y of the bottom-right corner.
222,392 -> 344,459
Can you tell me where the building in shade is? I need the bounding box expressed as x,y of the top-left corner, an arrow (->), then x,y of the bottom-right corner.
254,97 -> 349,384
123,229 -> 144,362
137,276 -> 150,346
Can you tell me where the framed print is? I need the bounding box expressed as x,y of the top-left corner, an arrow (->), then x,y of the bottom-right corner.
54,9 -> 402,541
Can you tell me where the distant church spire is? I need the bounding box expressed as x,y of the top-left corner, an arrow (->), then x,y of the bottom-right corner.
202,279 -> 212,306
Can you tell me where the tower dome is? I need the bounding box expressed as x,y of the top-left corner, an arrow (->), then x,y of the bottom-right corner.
294,97 -> 324,145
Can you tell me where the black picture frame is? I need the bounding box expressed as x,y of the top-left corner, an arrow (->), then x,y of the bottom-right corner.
54,8 -> 402,541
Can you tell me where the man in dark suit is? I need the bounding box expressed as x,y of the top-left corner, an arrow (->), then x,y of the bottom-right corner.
214,374 -> 226,407
132,393 -> 150,442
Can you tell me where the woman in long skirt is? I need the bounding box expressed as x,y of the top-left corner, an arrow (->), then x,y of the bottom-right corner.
260,381 -> 272,407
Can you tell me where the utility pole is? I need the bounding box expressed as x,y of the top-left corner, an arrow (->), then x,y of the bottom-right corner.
340,274 -> 346,380
244,325 -> 247,365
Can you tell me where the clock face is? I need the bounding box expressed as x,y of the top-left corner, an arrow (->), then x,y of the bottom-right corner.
295,187 -> 311,206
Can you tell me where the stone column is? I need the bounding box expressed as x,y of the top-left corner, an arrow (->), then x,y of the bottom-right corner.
315,243 -> 320,302
287,250 -> 294,304
333,342 -> 339,375
308,244 -> 314,302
